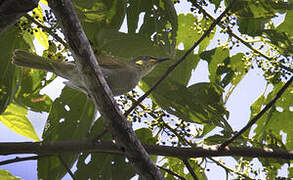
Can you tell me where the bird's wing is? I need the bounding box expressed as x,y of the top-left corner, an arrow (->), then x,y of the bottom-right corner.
97,56 -> 126,69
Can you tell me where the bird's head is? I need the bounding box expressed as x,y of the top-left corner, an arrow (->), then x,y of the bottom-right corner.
130,56 -> 170,77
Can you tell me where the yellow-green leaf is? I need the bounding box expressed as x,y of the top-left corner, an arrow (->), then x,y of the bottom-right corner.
32,5 -> 49,49
0,103 -> 40,141
0,169 -> 21,180
40,0 -> 48,5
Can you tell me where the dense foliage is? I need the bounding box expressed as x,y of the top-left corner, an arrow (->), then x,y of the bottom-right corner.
0,0 -> 292,179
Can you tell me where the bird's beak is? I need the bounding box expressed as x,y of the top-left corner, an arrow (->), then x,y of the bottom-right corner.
155,57 -> 170,63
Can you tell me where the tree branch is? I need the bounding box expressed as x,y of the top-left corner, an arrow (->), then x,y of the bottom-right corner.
209,157 -> 253,180
46,0 -> 164,179
124,0 -> 237,116
0,0 -> 38,35
24,14 -> 68,49
219,76 -> 293,150
0,140 -> 292,160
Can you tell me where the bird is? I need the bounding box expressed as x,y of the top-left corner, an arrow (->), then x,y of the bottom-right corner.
12,50 -> 169,96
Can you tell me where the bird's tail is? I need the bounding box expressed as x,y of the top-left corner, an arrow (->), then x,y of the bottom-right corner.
12,50 -> 75,80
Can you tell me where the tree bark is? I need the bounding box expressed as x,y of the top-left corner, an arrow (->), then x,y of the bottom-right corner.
0,0 -> 38,35
0,140 -> 292,160
46,0 -> 165,179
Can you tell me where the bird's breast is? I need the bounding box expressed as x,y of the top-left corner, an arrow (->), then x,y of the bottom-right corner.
102,67 -> 140,96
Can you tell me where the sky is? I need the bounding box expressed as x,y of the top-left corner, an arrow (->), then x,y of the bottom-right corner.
0,0 -> 289,179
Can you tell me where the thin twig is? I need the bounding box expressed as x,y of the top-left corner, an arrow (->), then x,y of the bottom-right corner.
124,0 -> 237,116
157,165 -> 187,180
0,155 -> 40,166
189,0 -> 293,73
24,14 -> 69,49
127,95 -> 193,146
182,159 -> 198,180
209,157 -> 253,180
58,155 -> 76,180
219,76 -> 293,150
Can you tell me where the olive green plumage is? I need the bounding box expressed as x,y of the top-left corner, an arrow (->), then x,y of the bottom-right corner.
12,50 -> 169,95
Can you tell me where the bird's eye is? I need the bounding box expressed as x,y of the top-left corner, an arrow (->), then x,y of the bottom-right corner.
135,60 -> 144,66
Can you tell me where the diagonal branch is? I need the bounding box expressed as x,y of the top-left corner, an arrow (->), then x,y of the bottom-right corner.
209,157 -> 253,179
219,76 -> 293,150
24,14 -> 68,48
157,166 -> 187,180
124,0 -> 237,116
46,0 -> 164,179
182,159 -> 198,180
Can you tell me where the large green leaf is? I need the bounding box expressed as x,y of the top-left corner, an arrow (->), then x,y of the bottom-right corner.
76,152 -> 136,180
140,47 -> 232,136
75,119 -> 136,179
141,78 -> 232,136
145,50 -> 199,86
38,87 -> 95,180
0,27 -> 24,114
96,29 -> 170,58
277,10 -> 293,37
200,47 -> 230,84
252,81 -> 293,149
162,157 -> 207,180
75,120 -> 158,179
14,68 -> 53,112
72,0 -> 177,58
263,29 -> 293,56
231,0 -> 290,37
0,103 -> 39,141
200,47 -> 246,99
177,13 -> 215,53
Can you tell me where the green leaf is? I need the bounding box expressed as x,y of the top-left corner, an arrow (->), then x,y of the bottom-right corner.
75,119 -> 136,179
145,50 -> 199,86
231,0 -> 291,37
277,10 -> 293,37
162,157 -> 207,180
177,14 -> 214,53
72,0 -> 125,43
177,13 -> 196,48
74,0 -> 177,60
96,29 -> 170,58
263,29 -> 293,55
0,27 -> 25,114
0,169 -> 21,180
76,152 -> 136,180
142,75 -> 232,136
14,68 -> 53,113
0,103 -> 39,141
38,87 -> 95,180
252,81 -> 293,149
31,5 -> 49,49
200,47 -> 230,84
135,128 -> 157,145
289,166 -> 293,178
204,134 -> 229,145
